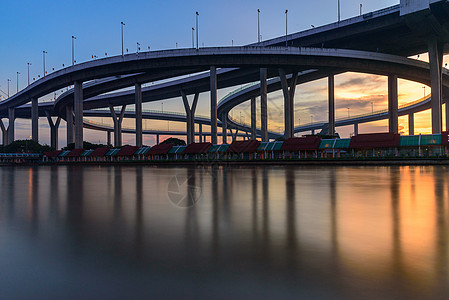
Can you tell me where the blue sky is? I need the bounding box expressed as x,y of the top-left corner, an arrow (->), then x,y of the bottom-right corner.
3,0 -> 428,146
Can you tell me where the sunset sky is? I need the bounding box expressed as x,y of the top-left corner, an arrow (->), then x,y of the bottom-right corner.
1,0 -> 447,146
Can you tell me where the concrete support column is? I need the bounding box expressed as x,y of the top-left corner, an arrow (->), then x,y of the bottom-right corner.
107,131 -> 111,146
156,134 -> 160,144
251,97 -> 256,140
66,105 -> 74,146
135,83 -> 143,147
31,97 -> 39,142
8,107 -> 15,144
74,81 -> 84,149
0,119 -> 6,146
181,91 -> 199,145
199,123 -> 203,143
109,104 -> 127,147
260,68 -> 268,142
45,111 -> 61,150
328,75 -> 335,136
210,66 -> 218,144
222,116 -> 228,144
279,69 -> 297,139
409,113 -> 415,136
354,123 -> 359,136
428,37 -> 444,134
232,129 -> 239,142
388,74 -> 399,133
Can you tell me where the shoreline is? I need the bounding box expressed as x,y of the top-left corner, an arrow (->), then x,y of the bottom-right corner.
2,158 -> 449,167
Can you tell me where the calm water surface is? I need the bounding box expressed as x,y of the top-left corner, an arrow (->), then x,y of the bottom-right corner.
0,165 -> 448,299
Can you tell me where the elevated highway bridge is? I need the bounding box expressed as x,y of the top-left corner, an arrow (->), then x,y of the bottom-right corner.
1,0 -> 448,149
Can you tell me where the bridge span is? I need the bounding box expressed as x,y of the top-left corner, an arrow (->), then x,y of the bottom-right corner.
1,0 -> 449,149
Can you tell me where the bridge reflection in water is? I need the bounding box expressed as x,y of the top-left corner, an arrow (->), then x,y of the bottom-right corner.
0,165 -> 448,298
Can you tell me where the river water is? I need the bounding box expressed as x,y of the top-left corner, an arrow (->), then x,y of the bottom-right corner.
0,165 -> 448,299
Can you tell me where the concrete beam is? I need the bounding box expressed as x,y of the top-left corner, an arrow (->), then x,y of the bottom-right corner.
328,75 -> 335,136
409,113 -> 415,135
210,66 -> 218,144
181,90 -> 199,144
251,97 -> 256,140
135,83 -> 143,147
8,107 -> 15,144
66,105 -> 74,146
46,110 -> 61,150
260,68 -> 268,142
428,36 -> 443,134
74,81 -> 84,149
388,74 -> 399,133
279,69 -> 297,139
222,115 -> 227,144
109,104 -> 127,147
0,119 -> 6,146
31,97 -> 39,142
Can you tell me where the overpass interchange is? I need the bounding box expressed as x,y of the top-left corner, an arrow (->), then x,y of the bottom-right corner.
1,0 -> 449,149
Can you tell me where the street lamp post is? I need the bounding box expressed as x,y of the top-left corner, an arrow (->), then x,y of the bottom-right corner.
43,51 -> 47,76
338,0 -> 341,22
257,9 -> 261,43
191,27 -> 195,48
371,102 -> 374,114
195,12 -> 199,50
360,4 -> 362,16
7,79 -> 10,97
137,42 -> 140,54
72,36 -> 76,65
423,86 -> 426,97
121,22 -> 125,57
285,9 -> 288,47
16,72 -> 20,93
27,63 -> 31,86
347,107 -> 350,118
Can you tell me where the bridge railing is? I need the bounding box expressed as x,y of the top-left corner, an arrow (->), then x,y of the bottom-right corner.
218,81 -> 260,105
228,95 -> 430,130
89,108 -> 210,120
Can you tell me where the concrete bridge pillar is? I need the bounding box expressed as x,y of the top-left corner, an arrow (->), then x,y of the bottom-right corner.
251,97 -> 256,140
354,123 -> 359,136
279,69 -> 297,139
109,104 -> 127,147
181,91 -> 199,144
210,66 -> 218,144
199,123 -> 203,143
260,68 -> 268,142
428,36 -> 443,134
222,115 -> 227,144
66,105 -> 74,146
7,107 -> 15,144
0,119 -> 6,146
388,74 -> 399,133
328,75 -> 336,136
135,83 -> 143,147
45,111 -> 61,150
74,81 -> 84,149
156,134 -> 160,145
31,97 -> 39,142
409,113 -> 415,135
107,131 -> 112,146
231,128 -> 239,142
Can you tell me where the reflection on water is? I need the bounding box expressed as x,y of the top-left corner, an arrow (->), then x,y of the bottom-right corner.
0,165 -> 448,298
